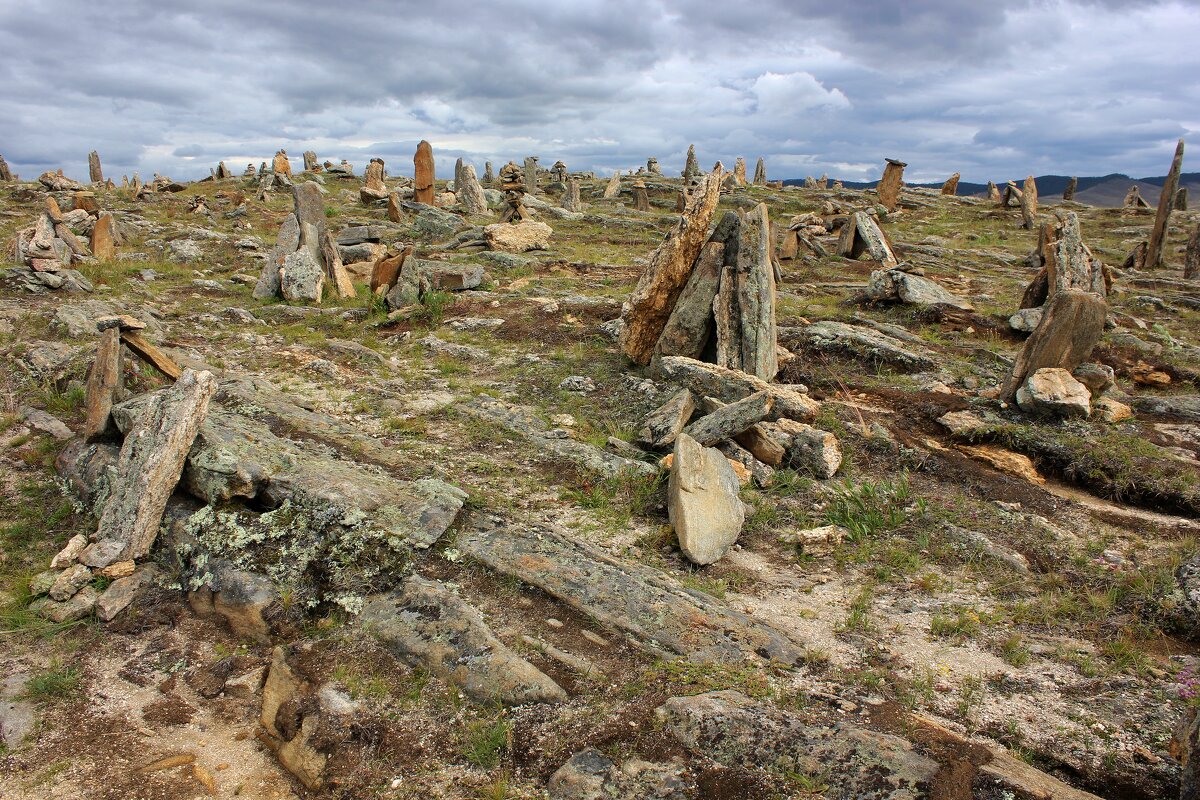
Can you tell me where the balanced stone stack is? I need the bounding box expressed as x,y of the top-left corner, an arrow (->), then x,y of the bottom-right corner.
7,196 -> 102,293
272,150 -> 292,177
497,161 -> 532,223
551,160 -> 567,184
253,183 -> 356,303
647,157 -> 662,176
778,213 -> 829,261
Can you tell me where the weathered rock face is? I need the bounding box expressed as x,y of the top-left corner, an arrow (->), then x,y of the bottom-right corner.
683,392 -> 772,447
484,220 -> 552,252
838,211 -> 898,268
0,154 -> 13,181
548,749 -> 690,800
457,163 -> 487,214
733,157 -> 747,185
359,576 -> 566,705
561,178 -> 582,212
657,356 -> 819,422
83,327 -> 122,440
279,249 -> 325,303
713,203 -> 777,380
457,514 -> 804,664
1002,289 -> 1107,403
1147,138 -> 1185,269
656,691 -> 939,799
877,158 -> 906,212
619,169 -> 723,364
1042,211 -> 1107,299
89,369 -> 217,566
637,389 -> 696,449
413,140 -> 434,204
866,269 -> 974,310
753,157 -> 766,185
682,144 -> 700,181
1016,368 -> 1092,418
653,241 -> 724,361
1020,175 -> 1039,229
940,172 -> 960,195
790,321 -> 935,371
668,433 -> 744,565
89,213 -> 116,261
757,419 -> 842,478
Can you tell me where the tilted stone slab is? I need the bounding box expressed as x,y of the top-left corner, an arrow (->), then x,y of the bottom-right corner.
456,514 -> 804,665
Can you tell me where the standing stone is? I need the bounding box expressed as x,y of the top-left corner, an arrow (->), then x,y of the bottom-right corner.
561,178 -> 582,213
940,173 -> 960,195
458,164 -> 488,215
1176,187 -> 1188,212
877,158 -> 906,212
90,370 -> 217,565
1124,185 -> 1149,208
683,145 -> 700,181
293,182 -> 328,260
1146,138 -> 1185,269
632,181 -> 649,212
84,327 -> 122,440
320,232 -> 356,299
88,151 -> 103,184
1063,177 -> 1078,201
272,150 -> 292,177
647,157 -> 662,175
753,158 -> 766,185
654,241 -> 725,361
668,433 -> 744,565
620,169 -> 724,364
360,158 -> 387,204
303,151 -> 318,171
1001,289 -> 1107,403
1020,175 -> 1039,229
483,161 -> 495,187
387,192 -> 403,223
254,214 -> 299,299
986,181 -> 1001,202
733,157 -> 747,186
1043,211 -> 1107,298
550,160 -> 567,184
1185,223 -> 1200,281
414,141 -> 435,205
602,172 -> 621,199
0,154 -> 12,181
728,203 -> 777,380
89,213 -> 117,261
838,211 -> 898,267
523,156 -> 539,194
454,157 -> 464,190
280,249 -> 326,303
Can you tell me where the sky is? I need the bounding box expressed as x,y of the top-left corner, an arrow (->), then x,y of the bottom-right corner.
1,0 -> 1197,185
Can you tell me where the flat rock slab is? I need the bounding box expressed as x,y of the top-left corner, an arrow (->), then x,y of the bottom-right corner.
359,575 -> 565,706
656,690 -> 938,800
866,269 -> 974,311
460,395 -> 658,479
789,321 -> 935,371
457,514 -> 804,665
657,356 -> 818,422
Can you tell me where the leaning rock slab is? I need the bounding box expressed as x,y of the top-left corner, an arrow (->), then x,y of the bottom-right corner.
91,369 -> 217,565
657,356 -> 818,422
359,575 -> 565,705
668,433 -> 744,565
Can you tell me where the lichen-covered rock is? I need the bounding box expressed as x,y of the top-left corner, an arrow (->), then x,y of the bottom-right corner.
866,269 -> 974,310
668,433 -> 744,565
547,749 -> 691,799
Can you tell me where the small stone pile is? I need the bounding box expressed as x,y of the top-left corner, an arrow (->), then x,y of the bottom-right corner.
253,183 -> 356,303
7,194 -> 118,293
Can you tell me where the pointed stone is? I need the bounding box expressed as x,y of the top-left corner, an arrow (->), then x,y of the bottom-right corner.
838,211 -> 898,267
1001,289 -> 1107,403
733,157 -> 747,186
1020,175 -> 1039,229
668,433 -> 744,565
0,154 -> 12,181
414,140 -> 435,204
1147,138 -> 1185,269
682,144 -> 700,181
753,157 -> 766,185
90,370 -> 217,565
1176,187 -> 1188,212
254,214 -> 299,299
90,213 -> 116,260
731,203 -> 778,380
524,156 -> 539,194
320,232 -> 356,298
619,168 -> 724,365
654,241 -> 724,361
458,164 -> 487,214
483,161 -> 494,187
1063,177 -> 1078,201
940,173 -> 960,195
987,181 -> 1001,202
88,151 -> 103,183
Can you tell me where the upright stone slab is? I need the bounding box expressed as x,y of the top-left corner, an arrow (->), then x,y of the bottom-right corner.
602,171 -> 621,199
1020,175 -> 1039,229
940,173 -> 960,195
1044,211 -> 1106,297
1177,187 -> 1188,212
293,182 -> 327,265
483,161 -> 494,187
90,213 -> 117,260
90,369 -> 217,565
668,433 -> 744,565
1185,223 -> 1200,281
732,203 -> 777,380
88,151 -> 103,184
1001,289 -> 1107,403
753,157 -> 766,185
1063,177 -> 1078,201
272,150 -> 292,177
303,151 -> 318,171
413,140 -> 435,205
84,327 -> 122,440
280,249 -> 325,303
987,181 -> 1001,202
523,156 -> 539,194
838,211 -> 898,267
360,158 -> 387,203
877,158 -> 906,212
682,144 -> 700,181
561,178 -> 582,212
254,214 -> 299,299
1147,138 -> 1185,269
632,181 -> 649,212
654,241 -> 724,361
458,164 -> 487,214
619,169 -> 724,365
733,157 -> 747,186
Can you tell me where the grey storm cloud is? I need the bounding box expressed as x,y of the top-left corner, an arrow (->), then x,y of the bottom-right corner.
0,0 -> 1197,184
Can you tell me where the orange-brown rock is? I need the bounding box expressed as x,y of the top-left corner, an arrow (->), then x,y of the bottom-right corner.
414,140 -> 435,205
877,158 -> 906,212
90,213 -> 117,260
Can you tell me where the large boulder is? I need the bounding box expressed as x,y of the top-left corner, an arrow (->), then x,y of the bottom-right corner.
668,433 -> 744,565
1015,368 -> 1091,418
279,249 -> 325,303
484,221 -> 553,253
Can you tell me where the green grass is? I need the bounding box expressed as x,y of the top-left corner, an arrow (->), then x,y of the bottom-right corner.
824,475 -> 919,541
460,717 -> 510,769
22,662 -> 81,703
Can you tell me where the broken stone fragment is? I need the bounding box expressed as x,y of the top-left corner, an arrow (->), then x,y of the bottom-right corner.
757,419 -> 842,478
682,392 -> 773,447
30,585 -> 99,623
1001,289 -> 1106,403
668,433 -> 745,565
83,327 -> 122,440
483,220 -> 552,252
656,356 -> 818,423
652,241 -> 723,362
865,269 -> 974,310
359,575 -> 566,705
1016,368 -> 1092,419
636,388 -> 696,450
49,563 -> 92,601
547,748 -> 691,800
188,560 -> 278,642
96,564 -> 158,622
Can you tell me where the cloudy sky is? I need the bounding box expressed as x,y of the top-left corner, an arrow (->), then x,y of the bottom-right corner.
1,0 -> 1197,185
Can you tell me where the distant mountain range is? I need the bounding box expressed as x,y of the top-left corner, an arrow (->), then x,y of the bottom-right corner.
783,172 -> 1200,208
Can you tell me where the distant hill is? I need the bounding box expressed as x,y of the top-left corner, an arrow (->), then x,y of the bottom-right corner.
783,172 -> 1200,207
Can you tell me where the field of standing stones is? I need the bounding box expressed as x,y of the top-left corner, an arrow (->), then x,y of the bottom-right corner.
1,140 -> 1200,799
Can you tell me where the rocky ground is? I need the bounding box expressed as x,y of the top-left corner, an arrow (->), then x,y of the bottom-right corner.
1,162 -> 1199,799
